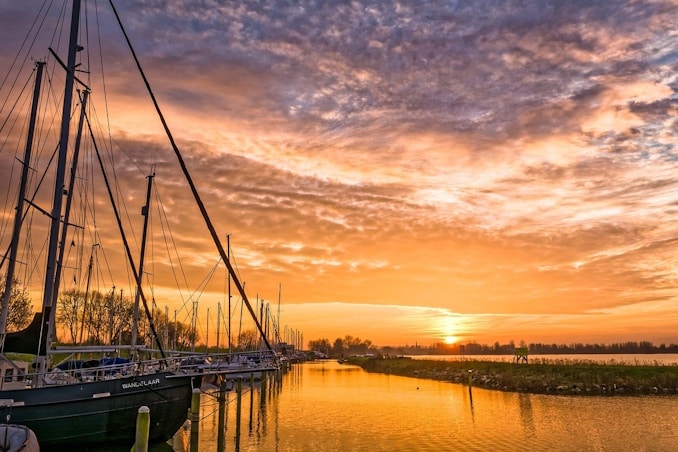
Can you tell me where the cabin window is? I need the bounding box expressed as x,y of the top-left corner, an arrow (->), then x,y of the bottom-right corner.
4,369 -> 13,382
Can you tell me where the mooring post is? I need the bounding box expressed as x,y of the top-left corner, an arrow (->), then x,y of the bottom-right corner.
190,388 -> 200,452
249,373 -> 255,429
217,379 -> 227,451
468,369 -> 473,403
235,378 -> 243,442
133,405 -> 150,452
261,372 -> 268,407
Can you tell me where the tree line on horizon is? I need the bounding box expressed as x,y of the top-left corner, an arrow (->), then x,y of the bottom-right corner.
2,279 -> 281,353
0,278 -> 200,350
307,335 -> 678,357
56,288 -> 199,350
436,340 -> 678,355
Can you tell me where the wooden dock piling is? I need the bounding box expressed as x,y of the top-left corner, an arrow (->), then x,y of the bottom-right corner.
249,373 -> 255,429
468,370 -> 473,404
190,388 -> 200,452
235,378 -> 243,443
260,372 -> 268,407
133,406 -> 150,452
217,380 -> 227,451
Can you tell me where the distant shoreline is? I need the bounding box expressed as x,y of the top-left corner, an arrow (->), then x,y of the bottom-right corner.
403,352 -> 678,366
346,356 -> 678,396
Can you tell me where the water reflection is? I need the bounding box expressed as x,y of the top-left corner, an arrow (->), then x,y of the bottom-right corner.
160,360 -> 678,451
518,394 -> 535,440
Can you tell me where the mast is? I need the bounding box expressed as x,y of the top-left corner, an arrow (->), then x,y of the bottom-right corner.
227,234 -> 231,354
164,305 -> 169,350
130,169 -> 155,360
215,302 -> 220,354
0,61 -> 45,352
191,301 -> 197,352
109,1 -> 273,350
49,88 -> 89,328
84,115 -> 167,358
277,283 -> 281,346
38,0 -> 82,376
78,244 -> 98,344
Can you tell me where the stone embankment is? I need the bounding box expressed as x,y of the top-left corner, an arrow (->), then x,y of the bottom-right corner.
347,356 -> 678,396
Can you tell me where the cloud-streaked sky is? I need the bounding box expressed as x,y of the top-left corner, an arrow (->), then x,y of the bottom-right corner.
0,0 -> 677,347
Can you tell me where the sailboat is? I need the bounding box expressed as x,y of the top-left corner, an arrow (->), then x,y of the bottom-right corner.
0,0 -> 276,447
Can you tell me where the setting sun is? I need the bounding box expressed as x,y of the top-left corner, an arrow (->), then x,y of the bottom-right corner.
444,336 -> 458,345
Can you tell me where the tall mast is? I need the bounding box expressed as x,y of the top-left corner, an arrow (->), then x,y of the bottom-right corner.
0,61 -> 45,351
227,234 -> 231,354
78,244 -> 98,345
216,302 -> 220,353
109,1 -> 273,350
131,169 -> 155,360
49,88 -> 89,328
277,283 -> 281,345
39,0 -> 82,370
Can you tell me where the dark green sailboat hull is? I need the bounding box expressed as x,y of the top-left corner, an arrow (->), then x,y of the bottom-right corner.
0,372 -> 195,448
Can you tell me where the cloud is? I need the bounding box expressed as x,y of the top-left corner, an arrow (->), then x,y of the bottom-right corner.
1,0 -> 677,345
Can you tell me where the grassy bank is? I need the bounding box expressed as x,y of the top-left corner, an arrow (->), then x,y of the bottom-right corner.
346,356 -> 678,396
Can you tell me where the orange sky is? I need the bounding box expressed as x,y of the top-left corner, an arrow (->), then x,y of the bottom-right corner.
0,1 -> 677,348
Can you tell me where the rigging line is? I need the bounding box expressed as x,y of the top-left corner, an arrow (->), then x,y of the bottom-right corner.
108,135 -> 146,175
148,185 -> 155,298
85,104 -> 142,292
1,85 -> 84,246
227,244 -> 246,288
0,0 -> 52,118
0,139 -> 60,273
93,0 -> 114,155
0,68 -> 35,140
104,141 -> 141,257
0,75 -> 34,248
79,34 -> 144,265
152,189 -> 187,310
82,105 -> 109,282
189,257 -> 223,304
82,0 -> 90,86
109,0 -> 273,352
87,100 -> 143,256
153,186 -> 191,292
84,109 -> 166,359
71,147 -> 90,285
47,48 -> 91,90
78,139 -> 115,287
154,188 -> 188,308
185,259 -> 222,344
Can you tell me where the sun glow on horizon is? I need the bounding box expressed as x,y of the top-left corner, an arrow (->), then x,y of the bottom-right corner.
444,335 -> 459,345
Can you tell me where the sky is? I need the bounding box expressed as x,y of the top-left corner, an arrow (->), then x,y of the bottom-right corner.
0,0 -> 677,348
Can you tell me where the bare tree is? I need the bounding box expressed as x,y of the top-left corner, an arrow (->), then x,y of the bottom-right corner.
57,288 -> 82,343
239,329 -> 259,351
0,276 -> 33,331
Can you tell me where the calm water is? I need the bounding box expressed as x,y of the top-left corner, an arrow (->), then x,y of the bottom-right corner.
158,360 -> 678,451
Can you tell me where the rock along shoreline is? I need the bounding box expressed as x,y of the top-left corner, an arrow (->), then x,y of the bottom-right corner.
346,356 -> 678,396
